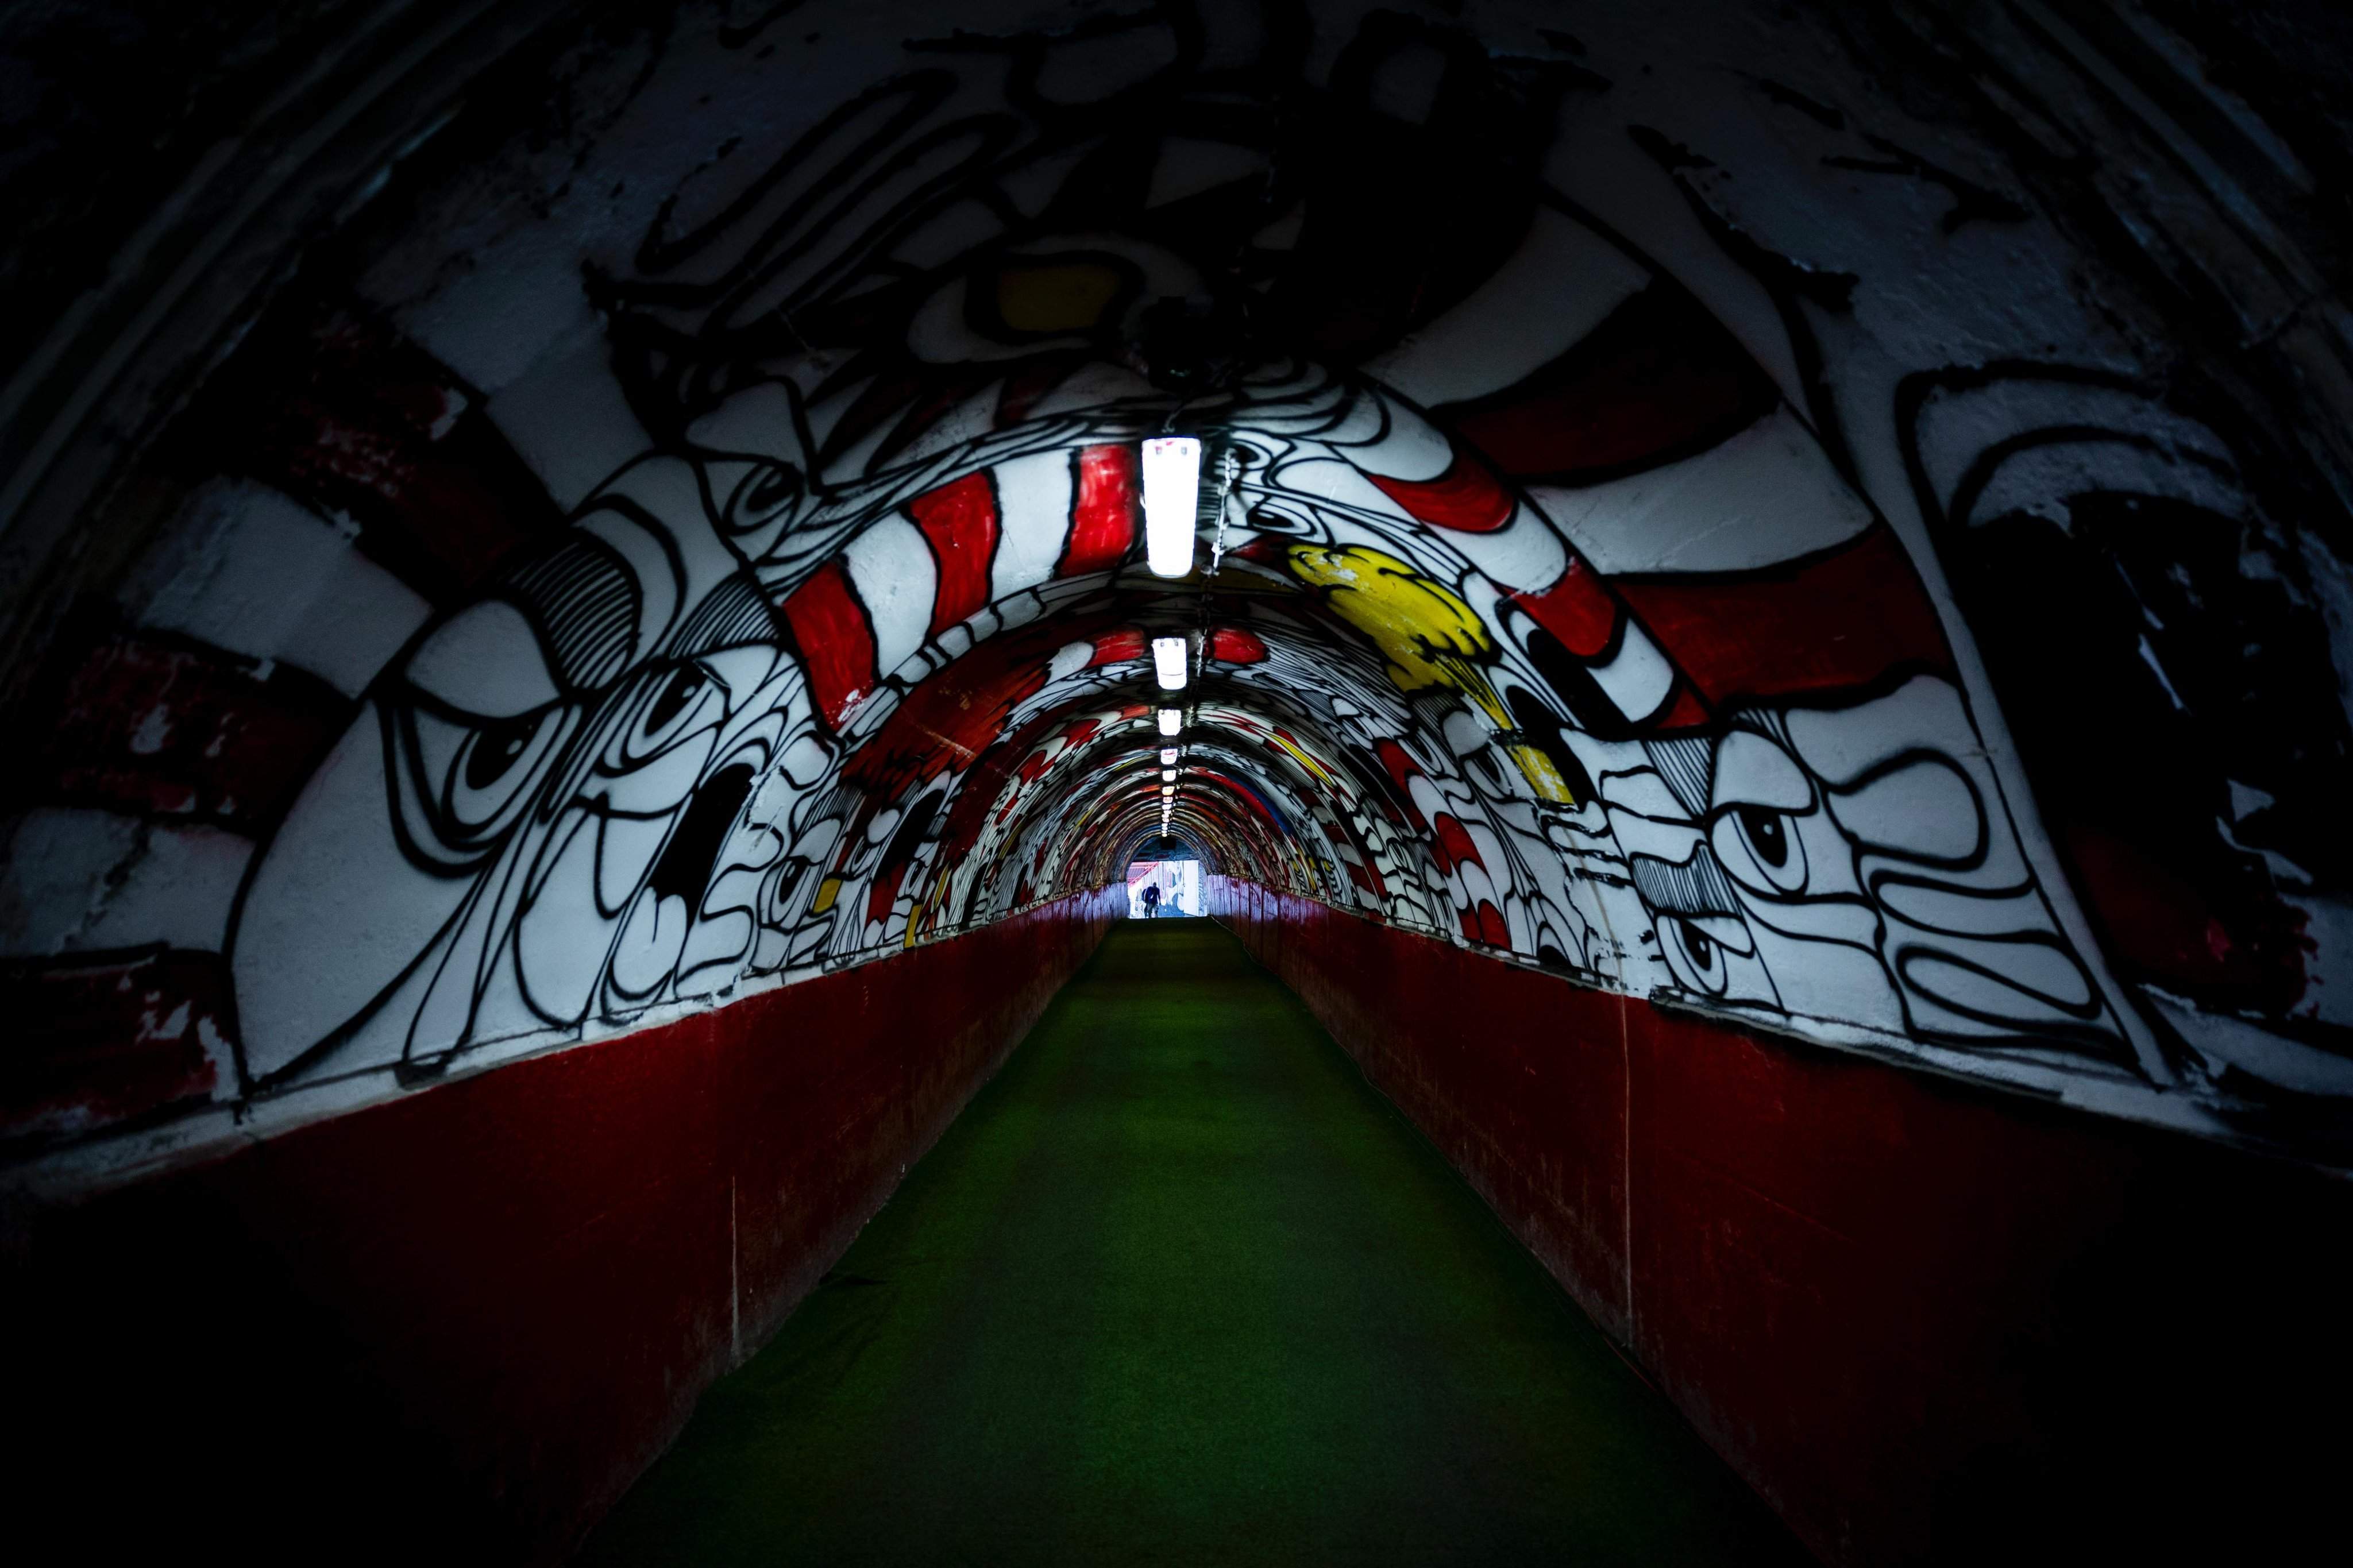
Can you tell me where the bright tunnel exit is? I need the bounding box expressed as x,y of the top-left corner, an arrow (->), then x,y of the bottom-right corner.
1125,857 -> 1203,919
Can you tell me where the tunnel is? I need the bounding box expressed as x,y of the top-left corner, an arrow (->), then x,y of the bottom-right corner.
4,1 -> 2352,1561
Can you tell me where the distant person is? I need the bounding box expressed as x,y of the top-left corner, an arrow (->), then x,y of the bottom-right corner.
1141,883 -> 1161,919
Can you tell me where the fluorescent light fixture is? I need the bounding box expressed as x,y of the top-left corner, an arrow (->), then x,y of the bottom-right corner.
1160,747 -> 1178,765
1157,708 -> 1181,736
1142,437 -> 1201,578
1162,785 -> 1175,795
1162,768 -> 1176,782
1151,635 -> 1188,691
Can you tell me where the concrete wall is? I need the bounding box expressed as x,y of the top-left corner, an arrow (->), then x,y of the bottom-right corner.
1211,874 -> 2351,1565
3,888 -> 1117,1561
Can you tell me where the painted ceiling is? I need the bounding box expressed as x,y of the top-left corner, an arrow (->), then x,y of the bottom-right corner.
6,0 -> 2351,1172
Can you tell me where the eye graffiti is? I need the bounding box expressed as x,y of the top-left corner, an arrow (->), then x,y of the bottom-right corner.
21,0 -> 2335,1164
230,464 -> 821,1086
220,1 -> 2165,1093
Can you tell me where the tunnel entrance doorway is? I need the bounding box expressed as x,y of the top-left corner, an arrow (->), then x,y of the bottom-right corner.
1126,856 -> 1202,920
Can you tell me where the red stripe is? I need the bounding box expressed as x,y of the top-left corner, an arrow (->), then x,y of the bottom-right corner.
995,353 -> 1085,429
1374,740 -> 1431,833
1436,283 -> 1780,485
26,616 -> 350,828
1,947 -> 224,1141
1208,627 -> 1268,663
1366,451 -> 1513,532
1434,814 -> 1481,874
1088,628 -> 1148,666
907,472 -> 999,636
1653,683 -> 1712,732
198,293 -> 565,603
1610,524 -> 1955,709
1510,557 -> 1619,659
780,562 -> 878,731
1059,444 -> 1138,575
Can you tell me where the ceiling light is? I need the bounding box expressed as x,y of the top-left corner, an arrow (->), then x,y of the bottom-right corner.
1151,634 -> 1187,691
1141,436 -> 1201,578
1157,708 -> 1181,736
1160,747 -> 1177,765
1162,768 -> 1176,782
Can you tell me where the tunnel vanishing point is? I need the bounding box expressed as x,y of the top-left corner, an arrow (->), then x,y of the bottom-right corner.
4,2 -> 2353,1562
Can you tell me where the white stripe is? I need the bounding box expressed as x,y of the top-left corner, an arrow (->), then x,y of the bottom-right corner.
117,478 -> 430,697
1440,500 -> 1568,594
1364,206 -> 1648,408
989,450 -> 1074,601
842,516 -> 938,676
1590,621 -> 1676,723
1528,407 -> 1872,575
0,808 -> 252,957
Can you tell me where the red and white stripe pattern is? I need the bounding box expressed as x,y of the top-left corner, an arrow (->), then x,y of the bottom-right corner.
780,444 -> 1140,731
1345,423 -> 1707,734
1,293 -> 554,1141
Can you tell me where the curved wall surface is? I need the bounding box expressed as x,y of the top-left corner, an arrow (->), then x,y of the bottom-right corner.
4,0 -> 2353,1560
9,889 -> 1117,1557
1211,875 -> 2352,1564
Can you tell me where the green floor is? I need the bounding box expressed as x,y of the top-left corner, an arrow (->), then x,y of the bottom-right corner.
582,921 -> 1804,1565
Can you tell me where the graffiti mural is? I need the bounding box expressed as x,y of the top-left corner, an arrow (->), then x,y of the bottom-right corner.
5,0 -> 2349,1171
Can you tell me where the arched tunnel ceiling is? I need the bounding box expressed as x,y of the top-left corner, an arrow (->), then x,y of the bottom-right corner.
5,0 -> 2353,1171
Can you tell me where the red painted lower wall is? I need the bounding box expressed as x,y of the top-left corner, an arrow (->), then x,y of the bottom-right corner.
1210,879 -> 2353,1566
2,891 -> 1118,1562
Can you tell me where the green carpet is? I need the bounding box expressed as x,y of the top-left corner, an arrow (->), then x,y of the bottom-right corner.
581,921 -> 1805,1565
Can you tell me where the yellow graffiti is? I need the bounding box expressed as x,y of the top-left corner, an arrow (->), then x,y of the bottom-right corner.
993,260 -> 1124,334
1286,543 -> 1510,724
1267,728 -> 1339,792
811,875 -> 841,914
908,865 -> 955,946
1286,543 -> 1576,807
1506,742 -> 1576,806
